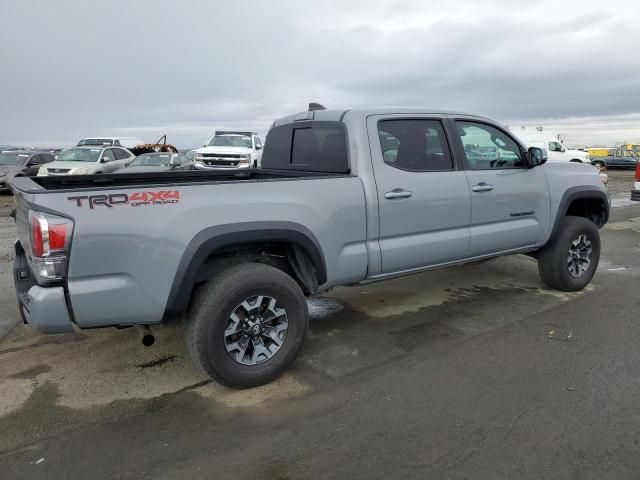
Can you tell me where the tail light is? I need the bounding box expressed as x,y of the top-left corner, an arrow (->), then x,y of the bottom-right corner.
28,211 -> 73,283
635,162 -> 640,183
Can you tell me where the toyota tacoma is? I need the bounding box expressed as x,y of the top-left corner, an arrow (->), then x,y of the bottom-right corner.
11,105 -> 609,388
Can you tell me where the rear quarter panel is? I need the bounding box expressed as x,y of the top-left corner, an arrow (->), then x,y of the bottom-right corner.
17,177 -> 367,328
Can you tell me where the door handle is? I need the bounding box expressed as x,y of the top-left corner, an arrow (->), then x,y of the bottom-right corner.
471,183 -> 494,192
384,189 -> 413,200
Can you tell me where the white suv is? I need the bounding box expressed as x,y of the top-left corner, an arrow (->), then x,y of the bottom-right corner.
194,131 -> 263,169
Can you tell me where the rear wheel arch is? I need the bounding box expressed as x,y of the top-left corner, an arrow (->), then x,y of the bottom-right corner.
163,223 -> 326,319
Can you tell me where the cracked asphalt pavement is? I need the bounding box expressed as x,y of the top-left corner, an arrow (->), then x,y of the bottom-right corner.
1,173 -> 640,479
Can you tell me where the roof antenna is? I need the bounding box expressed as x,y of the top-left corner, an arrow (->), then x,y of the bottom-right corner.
308,102 -> 326,111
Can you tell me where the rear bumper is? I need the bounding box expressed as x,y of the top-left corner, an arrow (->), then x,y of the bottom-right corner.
21,285 -> 74,333
13,241 -> 74,334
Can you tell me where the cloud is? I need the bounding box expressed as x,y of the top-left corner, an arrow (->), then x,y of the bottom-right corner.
1,0 -> 639,147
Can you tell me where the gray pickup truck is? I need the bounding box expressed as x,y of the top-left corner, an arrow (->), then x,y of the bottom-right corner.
11,106 -> 609,388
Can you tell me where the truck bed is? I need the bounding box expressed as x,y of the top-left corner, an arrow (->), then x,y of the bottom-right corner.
11,168 -> 346,193
11,170 -> 368,330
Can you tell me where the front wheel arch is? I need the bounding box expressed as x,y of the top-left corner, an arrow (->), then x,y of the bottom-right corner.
549,188 -> 609,240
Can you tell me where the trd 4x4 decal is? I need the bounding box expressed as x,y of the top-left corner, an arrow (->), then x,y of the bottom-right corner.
68,191 -> 180,209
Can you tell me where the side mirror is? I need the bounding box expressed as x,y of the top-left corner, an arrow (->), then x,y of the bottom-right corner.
27,159 -> 40,166
528,147 -> 548,167
255,145 -> 262,150
560,147 -> 566,153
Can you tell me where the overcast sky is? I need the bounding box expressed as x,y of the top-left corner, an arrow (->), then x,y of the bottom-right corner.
1,0 -> 639,148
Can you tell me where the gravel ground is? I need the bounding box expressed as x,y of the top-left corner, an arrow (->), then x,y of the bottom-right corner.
604,168 -> 634,196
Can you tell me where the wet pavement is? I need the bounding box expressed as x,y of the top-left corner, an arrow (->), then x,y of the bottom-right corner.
1,177 -> 640,479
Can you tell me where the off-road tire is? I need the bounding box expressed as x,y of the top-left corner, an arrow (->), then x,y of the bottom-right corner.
185,263 -> 308,388
538,216 -> 600,291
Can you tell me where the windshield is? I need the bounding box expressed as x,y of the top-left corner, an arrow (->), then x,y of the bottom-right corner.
78,138 -> 113,146
0,152 -> 29,165
208,135 -> 253,148
58,148 -> 102,162
130,154 -> 173,167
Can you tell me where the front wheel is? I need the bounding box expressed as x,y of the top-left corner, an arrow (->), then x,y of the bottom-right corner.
185,263 -> 308,388
537,216 -> 600,291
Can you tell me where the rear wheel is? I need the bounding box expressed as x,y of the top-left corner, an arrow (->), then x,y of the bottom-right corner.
538,216 -> 600,291
185,263 -> 308,388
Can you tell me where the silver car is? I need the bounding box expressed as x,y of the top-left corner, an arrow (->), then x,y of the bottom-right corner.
37,146 -> 135,176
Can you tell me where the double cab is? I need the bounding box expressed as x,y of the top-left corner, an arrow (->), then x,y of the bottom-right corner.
11,105 -> 609,388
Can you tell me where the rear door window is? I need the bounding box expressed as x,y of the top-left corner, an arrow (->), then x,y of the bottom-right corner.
102,149 -> 116,162
113,148 -> 129,160
377,119 -> 453,171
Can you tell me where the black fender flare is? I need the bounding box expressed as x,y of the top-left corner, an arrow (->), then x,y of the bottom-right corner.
163,221 -> 326,319
550,186 -> 609,239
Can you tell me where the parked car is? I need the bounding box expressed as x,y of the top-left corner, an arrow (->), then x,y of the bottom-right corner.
11,105 -> 609,388
193,131 -> 263,169
0,150 -> 55,190
127,135 -> 179,156
37,146 -> 135,176
77,137 -> 145,148
114,153 -> 194,173
509,128 -> 590,163
590,148 -> 638,170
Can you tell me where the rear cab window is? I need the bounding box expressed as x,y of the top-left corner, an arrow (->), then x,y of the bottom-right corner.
261,122 -> 349,173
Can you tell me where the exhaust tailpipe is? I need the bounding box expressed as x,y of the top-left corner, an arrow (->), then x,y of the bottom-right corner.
136,325 -> 155,347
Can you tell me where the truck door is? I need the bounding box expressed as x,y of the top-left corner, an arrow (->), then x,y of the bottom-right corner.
451,120 -> 551,256
367,115 -> 471,273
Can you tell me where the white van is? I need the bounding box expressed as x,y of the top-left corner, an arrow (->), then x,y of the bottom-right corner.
76,137 -> 145,149
508,128 -> 589,163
